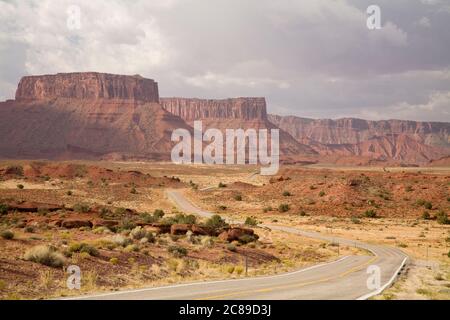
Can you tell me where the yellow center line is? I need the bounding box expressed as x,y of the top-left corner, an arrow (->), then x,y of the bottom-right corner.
195,256 -> 378,300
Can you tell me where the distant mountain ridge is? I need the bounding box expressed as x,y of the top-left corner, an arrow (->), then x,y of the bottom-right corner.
1,72 -> 449,165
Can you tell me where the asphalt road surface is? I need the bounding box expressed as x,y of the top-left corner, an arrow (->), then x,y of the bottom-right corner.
72,190 -> 408,300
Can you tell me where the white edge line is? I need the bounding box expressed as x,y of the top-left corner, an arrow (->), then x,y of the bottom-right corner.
356,256 -> 408,300
62,256 -> 351,300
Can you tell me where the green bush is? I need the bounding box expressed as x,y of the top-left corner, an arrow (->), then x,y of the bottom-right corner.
168,245 -> 187,257
1,230 -> 14,240
68,242 -> 99,257
364,209 -> 377,218
205,214 -> 229,230
351,217 -> 361,224
0,204 -> 9,215
163,213 -> 197,225
263,206 -> 272,213
234,194 -> 243,201
282,191 -> 291,197
424,202 -> 433,210
318,191 -> 326,197
226,243 -> 237,252
421,211 -> 431,220
238,234 -> 257,244
153,209 -> 165,219
278,203 -> 290,213
244,216 -> 258,226
24,245 -> 66,268
130,226 -> 148,240
436,211 -> 449,225
73,203 -> 90,213
119,218 -> 136,231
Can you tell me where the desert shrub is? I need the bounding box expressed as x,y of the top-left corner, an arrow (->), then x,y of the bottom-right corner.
114,207 -> 127,215
397,243 -> 408,248
447,197 -> 450,202
244,216 -> 258,226
153,209 -> 165,219
24,226 -> 35,233
298,210 -> 308,217
168,245 -> 187,257
119,218 -> 136,231
111,234 -> 132,247
24,245 -> 66,268
416,199 -> 426,206
421,211 -> 431,220
201,236 -> 214,247
234,194 -> 243,201
1,230 -> 14,240
124,244 -> 139,252
448,250 -> 450,258
68,242 -> 99,257
130,187 -> 137,194
424,202 -> 433,210
130,226 -> 148,240
66,190 -> 73,196
226,243 -> 237,252
73,203 -> 90,213
17,184 -> 24,189
238,234 -> 257,244
405,185 -> 413,192
163,213 -> 197,225
364,209 -> 377,218
0,204 -> 9,215
318,191 -> 326,197
436,211 -> 449,225
282,191 -> 291,197
218,205 -> 227,210
226,265 -> 235,274
205,214 -> 229,230
351,217 -> 361,224
235,266 -> 244,275
109,257 -> 119,265
263,206 -> 272,213
278,203 -> 290,213
309,185 -> 317,190
218,182 -> 227,188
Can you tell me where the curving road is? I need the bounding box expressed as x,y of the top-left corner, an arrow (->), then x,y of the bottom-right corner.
73,189 -> 408,300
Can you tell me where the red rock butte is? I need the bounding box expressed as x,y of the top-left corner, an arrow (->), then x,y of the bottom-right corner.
15,72 -> 159,102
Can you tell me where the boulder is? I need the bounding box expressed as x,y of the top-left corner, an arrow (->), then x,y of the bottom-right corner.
191,225 -> 215,236
218,227 -> 255,242
170,224 -> 192,235
61,219 -> 93,229
92,219 -> 118,228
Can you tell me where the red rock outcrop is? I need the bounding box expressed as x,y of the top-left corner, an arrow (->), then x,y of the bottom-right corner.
16,72 -> 159,102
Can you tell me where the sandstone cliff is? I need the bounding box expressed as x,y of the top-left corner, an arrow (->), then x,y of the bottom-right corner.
160,97 -> 267,121
16,72 -> 159,102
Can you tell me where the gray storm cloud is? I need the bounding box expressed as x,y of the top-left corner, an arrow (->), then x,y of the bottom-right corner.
0,0 -> 449,121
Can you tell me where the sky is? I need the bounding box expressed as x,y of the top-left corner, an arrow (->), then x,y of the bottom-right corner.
1,0 -> 450,121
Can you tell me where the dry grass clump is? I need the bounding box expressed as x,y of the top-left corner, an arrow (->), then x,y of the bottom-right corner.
24,245 -> 66,268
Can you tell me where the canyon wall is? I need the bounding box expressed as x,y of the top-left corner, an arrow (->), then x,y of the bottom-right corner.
160,97 -> 267,121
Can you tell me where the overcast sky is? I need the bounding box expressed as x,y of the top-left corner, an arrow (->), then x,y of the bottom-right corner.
1,0 -> 450,121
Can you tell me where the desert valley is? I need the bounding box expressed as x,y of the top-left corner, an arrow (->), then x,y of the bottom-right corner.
0,72 -> 449,300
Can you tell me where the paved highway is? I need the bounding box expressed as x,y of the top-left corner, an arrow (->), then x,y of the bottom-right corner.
72,189 -> 408,300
